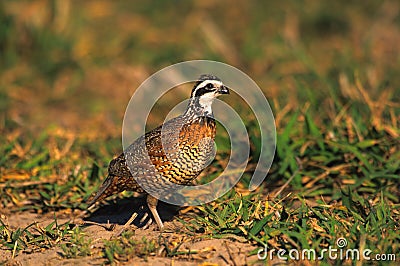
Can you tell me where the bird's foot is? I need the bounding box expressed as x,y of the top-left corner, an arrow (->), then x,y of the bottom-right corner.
83,220 -> 116,231
112,212 -> 154,237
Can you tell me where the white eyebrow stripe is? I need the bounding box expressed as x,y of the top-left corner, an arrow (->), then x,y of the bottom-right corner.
195,80 -> 223,89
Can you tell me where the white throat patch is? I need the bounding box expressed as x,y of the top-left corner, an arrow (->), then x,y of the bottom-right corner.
198,92 -> 216,114
191,79 -> 223,115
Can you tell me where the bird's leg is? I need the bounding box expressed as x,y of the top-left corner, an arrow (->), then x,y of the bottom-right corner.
147,194 -> 164,230
123,212 -> 139,227
113,212 -> 139,237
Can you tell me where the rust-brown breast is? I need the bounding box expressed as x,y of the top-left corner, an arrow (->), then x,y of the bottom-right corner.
146,116 -> 216,185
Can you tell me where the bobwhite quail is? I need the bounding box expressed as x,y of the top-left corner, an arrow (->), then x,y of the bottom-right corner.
87,74 -> 229,230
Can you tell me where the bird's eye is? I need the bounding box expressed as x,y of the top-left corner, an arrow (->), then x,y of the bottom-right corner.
206,83 -> 214,89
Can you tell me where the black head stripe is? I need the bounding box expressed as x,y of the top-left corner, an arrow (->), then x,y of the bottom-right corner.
194,87 -> 212,97
193,74 -> 222,89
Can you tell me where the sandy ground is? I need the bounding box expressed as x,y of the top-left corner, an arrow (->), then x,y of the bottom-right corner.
1,199 -> 264,265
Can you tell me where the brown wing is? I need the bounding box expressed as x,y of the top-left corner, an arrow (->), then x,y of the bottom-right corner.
87,116 -> 216,206
144,116 -> 217,184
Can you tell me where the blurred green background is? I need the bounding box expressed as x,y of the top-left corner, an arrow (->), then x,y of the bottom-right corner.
1,0 -> 399,137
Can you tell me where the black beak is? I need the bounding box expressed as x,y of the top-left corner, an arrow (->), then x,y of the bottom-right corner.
218,85 -> 230,95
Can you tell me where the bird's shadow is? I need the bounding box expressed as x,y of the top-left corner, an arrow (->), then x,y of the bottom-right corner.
84,196 -> 180,227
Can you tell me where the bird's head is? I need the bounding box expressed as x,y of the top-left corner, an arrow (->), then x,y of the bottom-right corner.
186,74 -> 229,116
